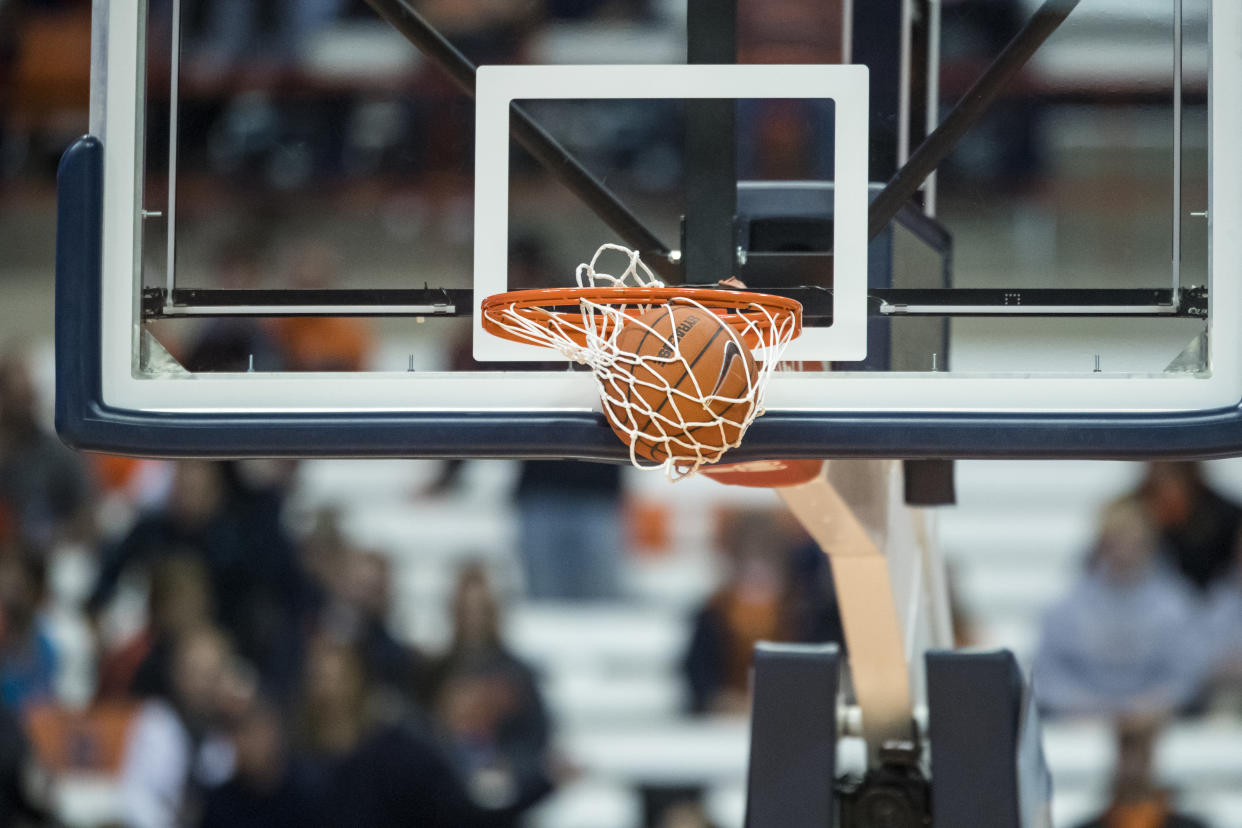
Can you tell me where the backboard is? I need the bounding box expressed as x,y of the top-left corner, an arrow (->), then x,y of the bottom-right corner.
56,0 -> 1242,462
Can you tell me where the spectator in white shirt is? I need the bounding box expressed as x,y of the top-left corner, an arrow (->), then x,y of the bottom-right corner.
119,626 -> 240,828
1202,534 -> 1242,711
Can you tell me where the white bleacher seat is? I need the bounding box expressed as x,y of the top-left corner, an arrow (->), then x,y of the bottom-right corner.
1154,721 -> 1242,787
955,562 -> 1078,621
973,617 -> 1040,663
1200,457 -> 1242,502
1051,787 -> 1105,828
528,22 -> 685,65
1043,718 -> 1242,793
558,718 -> 749,788
55,773 -> 123,828
295,458 -> 518,510
295,459 -> 430,507
298,22 -> 421,82
938,511 -> 1095,568
541,670 -> 684,726
704,783 -> 746,828
1042,719 -> 1116,790
340,501 -> 516,561
1186,790 -> 1242,828
507,604 -> 689,672
952,461 -> 1140,512
622,550 -> 719,610
525,777 -> 642,828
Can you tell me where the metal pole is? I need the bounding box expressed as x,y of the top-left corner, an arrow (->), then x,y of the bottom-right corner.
924,0 -> 942,217
683,0 -> 738,285
360,0 -> 677,278
898,0 -> 913,167
165,0 -> 182,310
868,0 -> 1081,241
1172,0 -> 1183,304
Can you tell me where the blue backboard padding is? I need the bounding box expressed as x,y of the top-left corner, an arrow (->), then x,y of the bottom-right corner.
54,136 -> 1242,460
53,136 -> 628,460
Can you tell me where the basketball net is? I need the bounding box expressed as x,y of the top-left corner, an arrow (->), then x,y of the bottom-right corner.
487,244 -> 799,480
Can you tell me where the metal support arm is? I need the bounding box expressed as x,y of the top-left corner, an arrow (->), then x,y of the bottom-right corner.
360,0 -> 677,278
869,0 -> 1082,240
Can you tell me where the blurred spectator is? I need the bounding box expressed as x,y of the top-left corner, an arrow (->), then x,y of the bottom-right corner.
298,636 -> 550,827
216,460 -> 313,695
118,626 -> 241,828
426,564 -> 551,810
655,800 -> 715,828
416,0 -> 536,67
0,348 -> 91,549
515,460 -> 623,600
1073,722 -> 1208,828
544,0 -> 654,22
181,244 -> 285,373
89,456 -> 174,514
1136,462 -> 1241,593
1032,501 -> 1210,718
185,0 -> 346,70
0,547 -> 55,712
0,702 -> 53,827
269,242 -> 373,371
1201,531 -> 1242,711
316,545 -> 422,696
296,507 -> 347,604
200,694 -> 321,828
89,460 -> 312,698
95,554 -> 212,702
3,0 -> 92,177
88,460 -> 230,620
683,509 -> 844,715
939,0 -> 1046,190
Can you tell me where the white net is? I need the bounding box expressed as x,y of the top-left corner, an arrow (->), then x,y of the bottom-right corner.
486,244 -> 800,480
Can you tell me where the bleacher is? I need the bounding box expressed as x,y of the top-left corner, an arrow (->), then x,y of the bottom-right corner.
24,339 -> 1242,826
203,455 -> 1242,827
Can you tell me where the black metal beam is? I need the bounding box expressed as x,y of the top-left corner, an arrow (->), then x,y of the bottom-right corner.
868,0 -> 1082,241
142,285 -> 1206,322
359,0 -> 677,279
873,286 -> 1204,318
683,0 -> 738,285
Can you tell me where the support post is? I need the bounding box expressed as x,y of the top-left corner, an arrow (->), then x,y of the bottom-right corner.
684,0 -> 738,284
776,463 -> 916,759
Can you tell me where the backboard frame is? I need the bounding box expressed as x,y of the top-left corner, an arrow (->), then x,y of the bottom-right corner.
56,0 -> 1242,461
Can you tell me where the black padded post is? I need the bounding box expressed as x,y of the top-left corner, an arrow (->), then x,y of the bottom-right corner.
744,643 -> 840,828
925,650 -> 1053,828
903,459 -> 956,506
684,0 -> 737,285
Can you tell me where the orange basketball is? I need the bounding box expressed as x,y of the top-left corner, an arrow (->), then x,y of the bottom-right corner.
602,304 -> 758,466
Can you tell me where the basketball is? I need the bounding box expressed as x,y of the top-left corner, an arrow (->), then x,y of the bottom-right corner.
602,304 -> 758,466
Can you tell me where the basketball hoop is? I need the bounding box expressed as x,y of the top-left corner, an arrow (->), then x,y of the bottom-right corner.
480,245 -> 803,480
700,458 -> 826,488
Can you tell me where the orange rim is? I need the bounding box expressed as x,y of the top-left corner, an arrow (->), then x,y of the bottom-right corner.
480,286 -> 803,350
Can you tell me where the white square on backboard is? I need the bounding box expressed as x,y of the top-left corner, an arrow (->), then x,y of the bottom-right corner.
473,64 -> 870,362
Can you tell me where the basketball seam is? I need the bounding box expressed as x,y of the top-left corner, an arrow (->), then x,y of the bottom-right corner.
649,320 -> 725,421
623,308 -> 669,415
